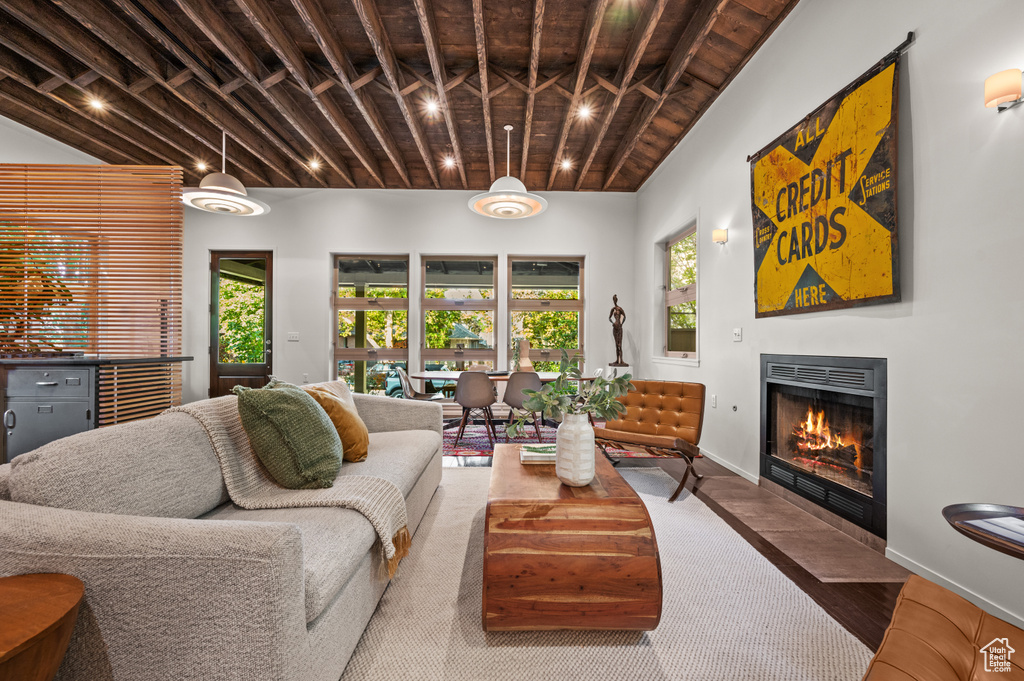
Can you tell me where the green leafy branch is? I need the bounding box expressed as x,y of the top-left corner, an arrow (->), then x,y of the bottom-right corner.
506,350 -> 634,438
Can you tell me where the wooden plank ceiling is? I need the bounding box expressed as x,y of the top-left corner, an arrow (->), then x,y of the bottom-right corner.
0,0 -> 798,191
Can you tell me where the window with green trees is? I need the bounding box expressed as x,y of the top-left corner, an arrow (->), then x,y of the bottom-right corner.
333,256 -> 409,394
666,228 -> 697,358
422,257 -> 497,371
509,258 -> 583,371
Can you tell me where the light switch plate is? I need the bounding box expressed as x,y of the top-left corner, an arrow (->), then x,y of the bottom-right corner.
287,332 -> 300,342
711,394 -> 717,408
732,328 -> 742,342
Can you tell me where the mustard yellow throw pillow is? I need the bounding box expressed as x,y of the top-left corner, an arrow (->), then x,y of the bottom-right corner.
303,385 -> 370,462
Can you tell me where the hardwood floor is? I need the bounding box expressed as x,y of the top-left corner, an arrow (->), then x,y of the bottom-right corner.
444,451 -> 903,651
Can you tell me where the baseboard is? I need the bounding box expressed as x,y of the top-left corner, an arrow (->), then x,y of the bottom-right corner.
699,447 -> 759,483
885,548 -> 1024,629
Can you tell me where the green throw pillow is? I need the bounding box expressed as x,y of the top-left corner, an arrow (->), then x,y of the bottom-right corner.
232,381 -> 342,489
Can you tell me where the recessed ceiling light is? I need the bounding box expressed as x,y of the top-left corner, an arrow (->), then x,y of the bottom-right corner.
88,98 -> 104,110
561,159 -> 572,170
309,159 -> 321,170
443,156 -> 455,168
196,161 -> 207,172
578,104 -> 591,118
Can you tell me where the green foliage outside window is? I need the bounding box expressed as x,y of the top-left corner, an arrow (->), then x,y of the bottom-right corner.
510,289 -> 579,350
218,278 -> 265,363
669,233 -> 697,331
423,289 -> 493,349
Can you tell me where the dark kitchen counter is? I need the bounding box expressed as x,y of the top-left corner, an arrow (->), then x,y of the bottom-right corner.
0,356 -> 192,365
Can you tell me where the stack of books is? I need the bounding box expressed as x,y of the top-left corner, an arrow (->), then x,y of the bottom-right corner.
519,443 -> 557,464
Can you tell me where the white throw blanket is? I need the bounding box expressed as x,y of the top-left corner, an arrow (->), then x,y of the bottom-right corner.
168,396 -> 410,577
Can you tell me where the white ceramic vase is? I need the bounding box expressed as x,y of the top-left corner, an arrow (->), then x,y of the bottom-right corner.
555,413 -> 595,487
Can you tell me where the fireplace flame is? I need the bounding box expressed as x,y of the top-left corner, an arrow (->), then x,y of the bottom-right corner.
794,407 -> 862,467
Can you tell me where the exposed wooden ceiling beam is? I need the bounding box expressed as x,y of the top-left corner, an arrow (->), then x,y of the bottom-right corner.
38,75 -> 66,93
603,0 -> 729,189
546,0 -> 610,189
0,0 -> 135,87
444,67 -> 474,93
0,91 -> 148,163
0,74 -> 156,165
173,0 -> 355,187
632,0 -> 800,190
350,0 -> 439,188
290,0 -> 411,187
519,0 -> 545,180
0,1 -> 274,185
351,66 -> 382,91
412,0 -> 468,188
574,0 -> 668,190
488,68 -> 524,99
234,0 -> 388,188
108,0 -> 307,187
36,0 -> 300,185
471,0 -> 495,182
0,30 -> 262,184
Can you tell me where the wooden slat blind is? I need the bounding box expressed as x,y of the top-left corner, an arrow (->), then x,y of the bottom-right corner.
0,164 -> 185,425
97,362 -> 183,426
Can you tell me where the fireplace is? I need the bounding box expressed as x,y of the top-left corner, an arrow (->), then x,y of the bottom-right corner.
760,355 -> 887,538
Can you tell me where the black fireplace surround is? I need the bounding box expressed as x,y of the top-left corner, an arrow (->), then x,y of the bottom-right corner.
760,354 -> 887,538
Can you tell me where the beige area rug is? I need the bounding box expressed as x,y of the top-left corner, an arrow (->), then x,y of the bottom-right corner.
341,468 -> 874,681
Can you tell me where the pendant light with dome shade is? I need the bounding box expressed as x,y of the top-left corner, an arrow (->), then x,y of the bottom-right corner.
182,132 -> 270,216
469,125 -> 547,219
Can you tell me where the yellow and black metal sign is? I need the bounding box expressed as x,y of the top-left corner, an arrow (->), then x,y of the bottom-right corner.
750,51 -> 900,317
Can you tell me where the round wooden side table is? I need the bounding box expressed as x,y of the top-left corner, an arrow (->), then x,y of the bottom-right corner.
0,573 -> 84,681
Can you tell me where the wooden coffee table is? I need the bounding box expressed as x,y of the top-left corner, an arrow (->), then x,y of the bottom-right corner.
482,443 -> 662,631
0,573 -> 83,681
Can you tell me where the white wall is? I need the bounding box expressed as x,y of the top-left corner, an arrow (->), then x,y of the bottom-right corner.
634,0 -> 1024,625
183,188 -> 637,403
0,117 -> 100,164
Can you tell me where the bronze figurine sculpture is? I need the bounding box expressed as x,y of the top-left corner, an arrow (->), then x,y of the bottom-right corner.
609,294 -> 628,367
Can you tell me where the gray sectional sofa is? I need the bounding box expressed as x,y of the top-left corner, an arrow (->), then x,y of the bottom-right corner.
0,381 -> 443,681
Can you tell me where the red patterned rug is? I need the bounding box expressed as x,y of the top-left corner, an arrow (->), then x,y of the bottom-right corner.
442,424 -> 674,458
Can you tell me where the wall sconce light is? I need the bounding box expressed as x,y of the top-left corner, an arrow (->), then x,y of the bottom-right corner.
985,68 -> 1023,111
712,228 -> 729,245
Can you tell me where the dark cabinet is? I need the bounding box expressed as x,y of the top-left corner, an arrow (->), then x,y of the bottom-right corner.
2,366 -> 97,463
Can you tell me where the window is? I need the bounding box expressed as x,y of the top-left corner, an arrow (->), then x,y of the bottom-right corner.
421,256 -> 497,371
665,229 -> 697,358
508,257 -> 584,371
333,255 -> 409,394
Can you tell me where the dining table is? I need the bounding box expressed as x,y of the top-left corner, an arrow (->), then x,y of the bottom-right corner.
409,370 -> 571,383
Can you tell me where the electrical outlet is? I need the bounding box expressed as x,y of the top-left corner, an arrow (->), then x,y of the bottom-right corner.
301,373 -> 309,384
732,327 -> 742,342
711,394 -> 717,408
287,332 -> 300,342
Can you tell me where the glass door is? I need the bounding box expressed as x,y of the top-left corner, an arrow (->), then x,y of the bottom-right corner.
209,251 -> 272,397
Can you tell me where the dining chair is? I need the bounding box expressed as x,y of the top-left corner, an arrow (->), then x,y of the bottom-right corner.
453,371 -> 498,446
503,371 -> 544,442
396,367 -> 445,401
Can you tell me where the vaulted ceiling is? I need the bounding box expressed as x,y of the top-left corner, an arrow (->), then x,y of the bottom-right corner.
0,0 -> 797,191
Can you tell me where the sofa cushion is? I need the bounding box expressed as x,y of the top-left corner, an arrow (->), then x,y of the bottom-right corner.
0,463 -> 10,501
341,430 -> 442,496
302,385 -> 369,462
200,427 -> 441,623
233,382 -> 342,489
202,503 -> 376,624
8,412 -> 228,518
